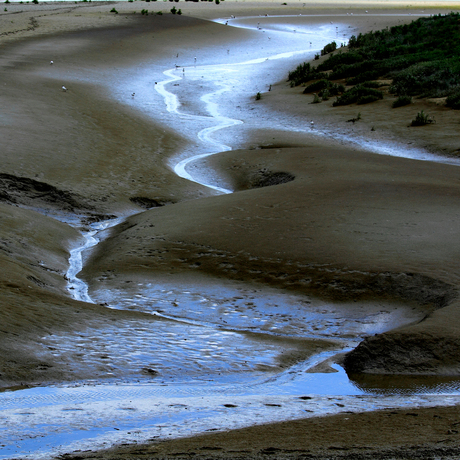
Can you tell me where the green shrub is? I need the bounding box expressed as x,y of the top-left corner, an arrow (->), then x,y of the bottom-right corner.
347,73 -> 381,85
333,85 -> 383,106
391,59 -> 460,97
110,7 -> 118,13
255,92 -> 261,100
411,110 -> 435,126
446,90 -> 460,109
357,94 -> 381,104
360,81 -> 383,89
170,5 -> 177,13
321,41 -> 337,56
303,79 -> 329,93
321,89 -> 330,101
288,62 -> 325,87
392,95 -> 412,108
290,13 -> 460,103
303,80 -> 344,97
317,50 -> 364,71
311,93 -> 321,104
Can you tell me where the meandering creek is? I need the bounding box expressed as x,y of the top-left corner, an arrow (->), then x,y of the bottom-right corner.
2,14 -> 460,460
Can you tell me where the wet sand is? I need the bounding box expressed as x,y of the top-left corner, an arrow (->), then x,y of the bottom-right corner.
1,0 -> 460,458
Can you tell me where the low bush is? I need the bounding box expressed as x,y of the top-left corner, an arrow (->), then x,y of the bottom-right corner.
411,110 -> 435,126
302,79 -> 329,93
333,85 -> 383,106
303,80 -> 344,97
446,90 -> 460,109
321,41 -> 337,56
288,62 -> 325,87
346,72 -> 381,85
311,93 -> 321,104
392,95 -> 412,108
357,94 -> 381,104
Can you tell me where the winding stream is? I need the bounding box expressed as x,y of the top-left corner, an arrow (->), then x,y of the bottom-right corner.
2,14 -> 460,460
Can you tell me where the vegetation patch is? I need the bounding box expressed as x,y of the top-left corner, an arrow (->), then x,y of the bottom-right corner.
289,13 -> 460,108
411,110 -> 435,126
392,95 -> 412,108
333,85 -> 383,106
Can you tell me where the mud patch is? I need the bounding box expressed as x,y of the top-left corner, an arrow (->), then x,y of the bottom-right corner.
129,197 -> 174,210
244,170 -> 295,190
0,173 -> 96,215
344,331 -> 460,375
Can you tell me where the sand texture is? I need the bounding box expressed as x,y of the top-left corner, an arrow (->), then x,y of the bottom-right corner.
1,1 -> 460,458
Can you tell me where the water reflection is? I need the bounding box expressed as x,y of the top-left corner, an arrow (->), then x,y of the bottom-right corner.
349,372 -> 460,395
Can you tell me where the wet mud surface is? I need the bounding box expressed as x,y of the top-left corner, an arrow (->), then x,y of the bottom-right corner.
1,2 -> 460,459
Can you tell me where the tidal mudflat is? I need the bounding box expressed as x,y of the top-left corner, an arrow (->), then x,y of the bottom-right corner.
1,1 -> 460,459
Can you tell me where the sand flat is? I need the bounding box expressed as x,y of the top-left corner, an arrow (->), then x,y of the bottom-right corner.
1,1 -> 460,458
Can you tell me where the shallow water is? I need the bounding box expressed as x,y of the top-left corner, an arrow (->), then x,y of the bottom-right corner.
3,13 -> 460,460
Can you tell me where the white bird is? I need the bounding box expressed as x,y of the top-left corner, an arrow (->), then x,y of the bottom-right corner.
131,92 -> 135,97
50,60 -> 53,65
61,86 -> 67,92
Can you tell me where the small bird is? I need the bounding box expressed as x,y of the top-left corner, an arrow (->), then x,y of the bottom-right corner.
62,86 -> 67,92
50,60 -> 53,65
131,92 -> 135,97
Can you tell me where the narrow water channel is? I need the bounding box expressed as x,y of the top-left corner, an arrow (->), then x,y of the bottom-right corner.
2,14 -> 460,460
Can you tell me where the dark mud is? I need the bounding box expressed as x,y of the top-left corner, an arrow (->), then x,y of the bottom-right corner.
344,330 -> 460,375
0,173 -> 114,223
129,196 -> 175,210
